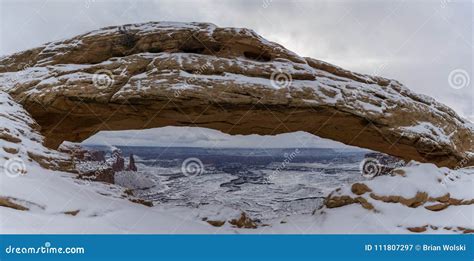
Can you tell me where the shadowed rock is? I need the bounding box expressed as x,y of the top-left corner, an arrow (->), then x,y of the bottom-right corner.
89,151 -> 106,162
0,21 -> 472,168
111,150 -> 125,172
127,154 -> 137,171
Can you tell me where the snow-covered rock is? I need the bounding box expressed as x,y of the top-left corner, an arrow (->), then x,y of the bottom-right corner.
0,21 -> 471,168
318,162 -> 474,233
0,91 -> 71,174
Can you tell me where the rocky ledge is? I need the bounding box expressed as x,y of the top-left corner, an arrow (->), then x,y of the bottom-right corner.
0,21 -> 472,168
319,163 -> 473,233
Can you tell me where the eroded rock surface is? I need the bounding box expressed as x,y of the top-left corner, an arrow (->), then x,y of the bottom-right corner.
0,22 -> 472,168
321,163 -> 474,233
0,91 -> 71,173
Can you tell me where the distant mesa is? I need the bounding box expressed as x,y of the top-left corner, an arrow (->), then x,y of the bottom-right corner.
0,21 -> 472,168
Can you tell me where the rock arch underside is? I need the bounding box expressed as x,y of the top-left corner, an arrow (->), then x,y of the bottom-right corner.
0,22 -> 472,168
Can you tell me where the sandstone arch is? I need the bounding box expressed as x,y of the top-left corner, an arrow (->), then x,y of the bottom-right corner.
0,22 -> 472,168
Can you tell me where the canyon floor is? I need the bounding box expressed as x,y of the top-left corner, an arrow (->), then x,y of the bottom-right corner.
1,156 -> 472,234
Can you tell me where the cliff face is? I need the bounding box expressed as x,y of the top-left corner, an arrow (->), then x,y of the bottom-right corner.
0,22 -> 472,168
0,91 -> 71,174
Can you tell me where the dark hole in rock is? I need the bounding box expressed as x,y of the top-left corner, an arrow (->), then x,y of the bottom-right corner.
243,51 -> 272,62
181,46 -> 206,54
183,69 -> 224,76
117,30 -> 138,49
148,47 -> 163,53
374,93 -> 387,100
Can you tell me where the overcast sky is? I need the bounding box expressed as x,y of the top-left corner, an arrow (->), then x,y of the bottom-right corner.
1,0 -> 472,147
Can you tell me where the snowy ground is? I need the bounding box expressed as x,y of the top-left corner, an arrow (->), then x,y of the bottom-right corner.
1,160 -> 472,234
0,90 -> 472,234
